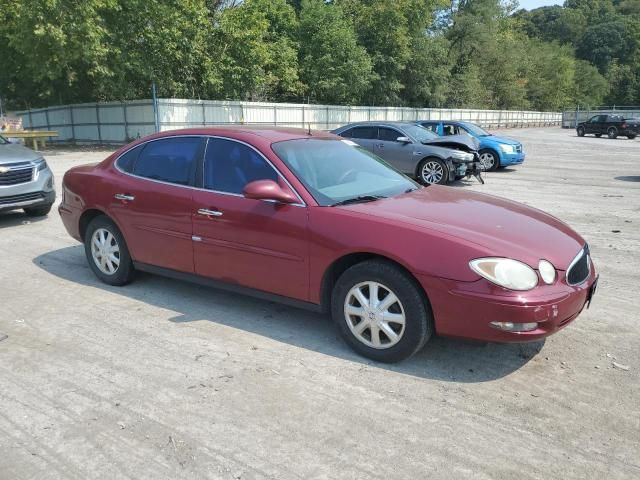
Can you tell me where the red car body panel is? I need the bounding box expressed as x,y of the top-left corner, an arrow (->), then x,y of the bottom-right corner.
59,127 -> 597,344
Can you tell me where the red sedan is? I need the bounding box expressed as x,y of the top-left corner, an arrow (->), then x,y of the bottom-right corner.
59,127 -> 598,362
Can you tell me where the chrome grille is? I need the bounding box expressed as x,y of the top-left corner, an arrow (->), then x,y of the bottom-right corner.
0,162 -> 34,186
566,245 -> 590,286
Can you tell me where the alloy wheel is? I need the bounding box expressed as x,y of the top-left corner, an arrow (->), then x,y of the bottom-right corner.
91,227 -> 121,275
343,281 -> 406,349
421,161 -> 445,184
479,152 -> 495,171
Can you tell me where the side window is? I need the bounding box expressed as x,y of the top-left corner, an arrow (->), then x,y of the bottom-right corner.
443,124 -> 458,136
349,127 -> 377,139
421,123 -> 438,133
132,137 -> 202,185
116,144 -> 144,173
204,138 -> 279,194
597,115 -> 608,122
378,127 -> 402,142
339,128 -> 353,138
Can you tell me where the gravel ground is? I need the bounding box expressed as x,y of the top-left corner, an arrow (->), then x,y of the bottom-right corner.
1,127 -> 638,479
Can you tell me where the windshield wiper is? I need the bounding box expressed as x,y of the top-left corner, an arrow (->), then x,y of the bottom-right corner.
331,195 -> 386,207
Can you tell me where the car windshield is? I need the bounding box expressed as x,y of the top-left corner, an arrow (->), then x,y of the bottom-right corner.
403,125 -> 438,143
272,138 -> 418,206
460,122 -> 491,137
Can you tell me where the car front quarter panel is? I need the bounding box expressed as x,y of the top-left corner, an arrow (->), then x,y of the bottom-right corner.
308,207 -> 494,303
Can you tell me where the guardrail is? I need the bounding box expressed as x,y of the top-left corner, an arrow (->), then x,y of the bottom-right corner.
17,99 -> 562,144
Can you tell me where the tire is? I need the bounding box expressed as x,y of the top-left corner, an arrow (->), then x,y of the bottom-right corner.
84,215 -> 135,286
418,157 -> 448,185
608,127 -> 618,139
627,135 -> 636,139
23,204 -> 52,217
595,133 -> 602,138
577,127 -> 585,137
331,260 -> 434,363
478,149 -> 499,171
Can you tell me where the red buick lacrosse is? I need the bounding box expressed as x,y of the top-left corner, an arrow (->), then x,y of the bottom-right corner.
59,127 -> 597,362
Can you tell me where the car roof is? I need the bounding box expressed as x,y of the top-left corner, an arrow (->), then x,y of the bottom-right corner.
139,126 -> 337,144
337,121 -> 417,129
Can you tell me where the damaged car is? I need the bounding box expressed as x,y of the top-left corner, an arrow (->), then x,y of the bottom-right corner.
332,122 -> 482,185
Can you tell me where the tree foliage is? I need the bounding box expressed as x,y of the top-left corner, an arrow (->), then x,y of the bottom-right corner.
0,0 -> 637,110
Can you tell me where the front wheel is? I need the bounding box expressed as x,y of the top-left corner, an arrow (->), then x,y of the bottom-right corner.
479,149 -> 499,171
331,260 -> 434,363
627,135 -> 636,139
84,216 -> 135,286
418,158 -> 448,185
608,127 -> 618,139
577,127 -> 585,137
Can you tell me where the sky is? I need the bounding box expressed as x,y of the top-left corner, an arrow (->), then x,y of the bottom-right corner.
518,0 -> 563,10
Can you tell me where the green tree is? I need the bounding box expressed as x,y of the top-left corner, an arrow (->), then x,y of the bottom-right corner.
297,0 -> 373,104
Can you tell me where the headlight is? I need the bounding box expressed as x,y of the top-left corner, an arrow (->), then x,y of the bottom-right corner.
499,144 -> 515,154
469,258 -> 538,291
449,151 -> 474,162
538,260 -> 556,285
33,157 -> 48,171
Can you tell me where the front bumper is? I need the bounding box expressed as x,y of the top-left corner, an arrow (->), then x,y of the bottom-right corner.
417,263 -> 597,343
0,167 -> 56,212
500,151 -> 525,166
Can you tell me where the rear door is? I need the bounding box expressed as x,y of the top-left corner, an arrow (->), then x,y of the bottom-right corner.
596,115 -> 608,134
191,137 -> 309,300
341,126 -> 377,153
374,127 -> 414,173
109,136 -> 205,273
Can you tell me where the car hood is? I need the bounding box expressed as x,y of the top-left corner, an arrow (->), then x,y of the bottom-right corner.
483,135 -> 519,146
345,186 -> 585,270
0,143 -> 40,164
423,134 -> 479,151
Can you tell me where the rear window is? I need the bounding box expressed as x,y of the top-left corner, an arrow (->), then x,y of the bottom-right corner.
131,137 -> 203,185
116,144 -> 144,173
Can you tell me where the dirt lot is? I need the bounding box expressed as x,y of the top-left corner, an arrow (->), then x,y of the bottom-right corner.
1,127 -> 639,479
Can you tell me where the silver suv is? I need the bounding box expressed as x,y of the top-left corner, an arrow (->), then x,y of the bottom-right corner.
0,135 -> 55,216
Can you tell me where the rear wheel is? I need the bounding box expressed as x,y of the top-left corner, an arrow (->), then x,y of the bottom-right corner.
331,260 -> 433,363
418,158 -> 448,185
608,127 -> 618,139
577,126 -> 585,137
84,216 -> 135,286
24,204 -> 52,217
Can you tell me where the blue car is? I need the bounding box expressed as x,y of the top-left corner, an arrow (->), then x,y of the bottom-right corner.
416,120 -> 525,171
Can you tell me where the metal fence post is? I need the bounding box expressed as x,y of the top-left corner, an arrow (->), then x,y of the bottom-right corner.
123,101 -> 129,142
69,106 -> 76,143
45,108 -> 51,132
202,102 -> 206,126
96,103 -> 102,143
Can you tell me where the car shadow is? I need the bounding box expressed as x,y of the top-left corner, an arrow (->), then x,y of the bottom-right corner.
0,210 -> 50,229
33,245 -> 545,383
615,175 -> 640,182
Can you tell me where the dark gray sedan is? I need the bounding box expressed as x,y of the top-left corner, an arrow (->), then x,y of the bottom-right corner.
332,122 -> 481,185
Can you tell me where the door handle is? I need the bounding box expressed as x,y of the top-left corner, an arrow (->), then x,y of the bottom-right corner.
114,193 -> 135,201
197,208 -> 223,217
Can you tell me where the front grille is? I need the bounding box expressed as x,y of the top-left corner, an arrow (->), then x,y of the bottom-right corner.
0,191 -> 44,206
567,245 -> 590,286
0,163 -> 34,186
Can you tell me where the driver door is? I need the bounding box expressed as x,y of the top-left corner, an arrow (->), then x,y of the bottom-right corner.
191,137 -> 310,301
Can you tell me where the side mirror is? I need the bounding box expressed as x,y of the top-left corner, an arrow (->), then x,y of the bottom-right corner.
396,136 -> 411,143
243,180 -> 298,204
